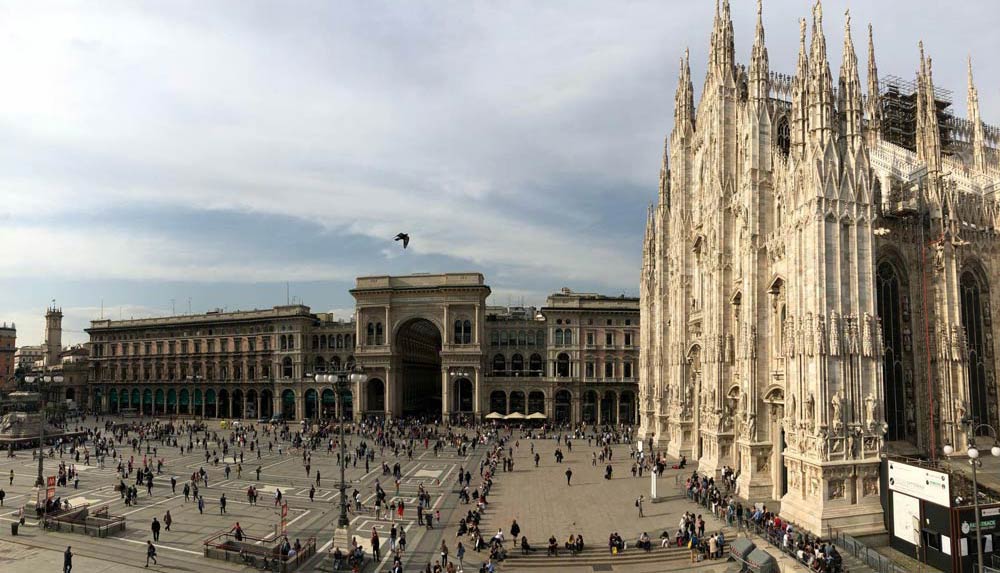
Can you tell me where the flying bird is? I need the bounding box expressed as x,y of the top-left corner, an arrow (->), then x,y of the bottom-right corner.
394,233 -> 410,249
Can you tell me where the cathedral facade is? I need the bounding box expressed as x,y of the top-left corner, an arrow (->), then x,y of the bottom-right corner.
639,0 -> 1000,536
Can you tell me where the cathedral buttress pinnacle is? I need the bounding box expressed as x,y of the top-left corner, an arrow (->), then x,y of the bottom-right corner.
865,24 -> 881,145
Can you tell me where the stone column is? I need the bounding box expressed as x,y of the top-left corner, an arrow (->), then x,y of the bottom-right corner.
384,367 -> 394,418
473,368 -> 481,419
441,367 -> 451,423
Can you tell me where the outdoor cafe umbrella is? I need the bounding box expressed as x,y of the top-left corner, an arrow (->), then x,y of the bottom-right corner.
505,412 -> 526,420
485,412 -> 504,420
526,412 -> 547,420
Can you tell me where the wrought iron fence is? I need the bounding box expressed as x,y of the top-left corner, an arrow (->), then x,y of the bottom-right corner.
835,531 -> 908,573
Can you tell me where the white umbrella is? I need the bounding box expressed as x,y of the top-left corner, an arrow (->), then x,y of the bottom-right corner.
505,412 -> 526,420
526,412 -> 547,420
485,412 -> 504,420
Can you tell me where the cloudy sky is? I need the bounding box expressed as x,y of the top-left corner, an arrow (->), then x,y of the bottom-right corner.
1,0 -> 997,347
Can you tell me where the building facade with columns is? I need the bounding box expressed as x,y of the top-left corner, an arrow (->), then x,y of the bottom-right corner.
84,273 -> 638,426
639,1 -> 1000,536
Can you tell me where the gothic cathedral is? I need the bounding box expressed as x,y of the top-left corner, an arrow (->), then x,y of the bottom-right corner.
639,0 -> 1000,535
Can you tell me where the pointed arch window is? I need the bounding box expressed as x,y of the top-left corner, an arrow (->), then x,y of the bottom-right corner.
877,261 -> 910,442
961,269 -> 997,434
776,116 -> 790,156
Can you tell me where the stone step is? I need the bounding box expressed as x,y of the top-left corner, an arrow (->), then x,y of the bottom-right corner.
504,546 -> 722,568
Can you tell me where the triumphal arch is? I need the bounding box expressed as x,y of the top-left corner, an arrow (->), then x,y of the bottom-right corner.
351,273 -> 489,421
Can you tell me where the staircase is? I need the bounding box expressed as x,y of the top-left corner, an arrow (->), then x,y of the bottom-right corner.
503,529 -> 736,570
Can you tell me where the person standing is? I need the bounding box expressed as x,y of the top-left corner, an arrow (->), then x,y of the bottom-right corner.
163,510 -> 172,532
0,488 -> 5,506
220,493 -> 227,514
371,527 -> 381,561
440,540 -> 449,567
151,517 -> 161,542
63,546 -> 73,573
9,469 -> 13,485
197,495 -> 205,514
145,540 -> 157,567
456,541 -> 465,572
565,467 -> 573,485
170,476 -> 177,494
636,495 -> 644,518
510,520 -> 520,541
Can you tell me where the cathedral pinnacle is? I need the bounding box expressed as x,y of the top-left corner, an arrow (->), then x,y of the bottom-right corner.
968,56 -> 987,170
807,0 -> 835,140
748,0 -> 769,101
673,48 -> 695,136
790,17 -> 809,151
865,23 -> 881,141
838,8 -> 864,145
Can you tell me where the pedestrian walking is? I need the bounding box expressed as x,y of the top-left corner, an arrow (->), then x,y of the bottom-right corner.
0,488 -> 5,506
145,540 -> 157,567
170,476 -> 176,494
565,467 -> 573,485
151,517 -> 161,541
197,495 -> 205,514
220,494 -> 227,514
636,495 -> 644,517
63,546 -> 73,573
309,485 -> 315,502
440,540 -> 449,567
9,469 -> 13,485
164,510 -> 172,531
371,528 -> 381,561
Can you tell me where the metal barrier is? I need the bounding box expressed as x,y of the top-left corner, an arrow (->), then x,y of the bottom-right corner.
835,531 -> 908,573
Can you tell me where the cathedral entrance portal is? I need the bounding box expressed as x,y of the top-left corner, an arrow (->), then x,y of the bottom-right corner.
396,318 -> 443,418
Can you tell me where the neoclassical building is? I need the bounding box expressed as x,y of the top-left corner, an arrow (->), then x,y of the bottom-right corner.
85,273 -> 638,426
639,1 -> 1000,535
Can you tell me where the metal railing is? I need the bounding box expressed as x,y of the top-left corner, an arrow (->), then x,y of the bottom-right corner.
834,531 -> 908,573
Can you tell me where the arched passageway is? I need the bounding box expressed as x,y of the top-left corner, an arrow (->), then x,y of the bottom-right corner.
281,389 -> 296,420
367,378 -> 386,413
396,318 -> 442,417
490,390 -> 507,415
305,389 -> 319,419
453,378 -> 473,413
554,390 -> 571,423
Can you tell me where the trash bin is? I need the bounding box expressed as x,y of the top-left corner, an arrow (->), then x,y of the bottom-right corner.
11,522 -> 18,535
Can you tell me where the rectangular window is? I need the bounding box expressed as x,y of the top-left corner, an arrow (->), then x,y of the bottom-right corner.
156,342 -> 163,355
586,332 -> 594,346
194,341 -> 201,353
625,319 -> 631,326
144,342 -> 151,355
605,361 -> 614,378
605,332 -> 614,346
181,341 -> 189,354
249,338 -> 256,352
585,362 -> 595,378
624,362 -> 633,378
624,333 -> 633,346
221,339 -> 229,352
263,337 -> 270,351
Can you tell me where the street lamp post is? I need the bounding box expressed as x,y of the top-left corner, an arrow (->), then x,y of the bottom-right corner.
320,365 -> 366,548
943,417 -> 1000,573
24,374 -> 63,488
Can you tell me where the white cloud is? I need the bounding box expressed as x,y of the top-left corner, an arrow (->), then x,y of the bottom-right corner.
0,0 -> 997,299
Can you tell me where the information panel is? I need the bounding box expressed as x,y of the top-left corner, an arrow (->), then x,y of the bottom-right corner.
888,460 -> 950,507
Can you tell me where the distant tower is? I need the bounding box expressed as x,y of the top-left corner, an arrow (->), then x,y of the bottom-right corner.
44,303 -> 63,368
0,322 -> 15,381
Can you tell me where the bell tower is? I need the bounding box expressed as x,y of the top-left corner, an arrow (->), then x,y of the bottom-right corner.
44,303 -> 63,368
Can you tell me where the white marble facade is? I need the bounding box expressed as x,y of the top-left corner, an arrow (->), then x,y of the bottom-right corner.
639,0 -> 1000,536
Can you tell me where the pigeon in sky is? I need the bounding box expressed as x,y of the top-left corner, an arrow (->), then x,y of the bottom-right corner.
394,233 -> 410,249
